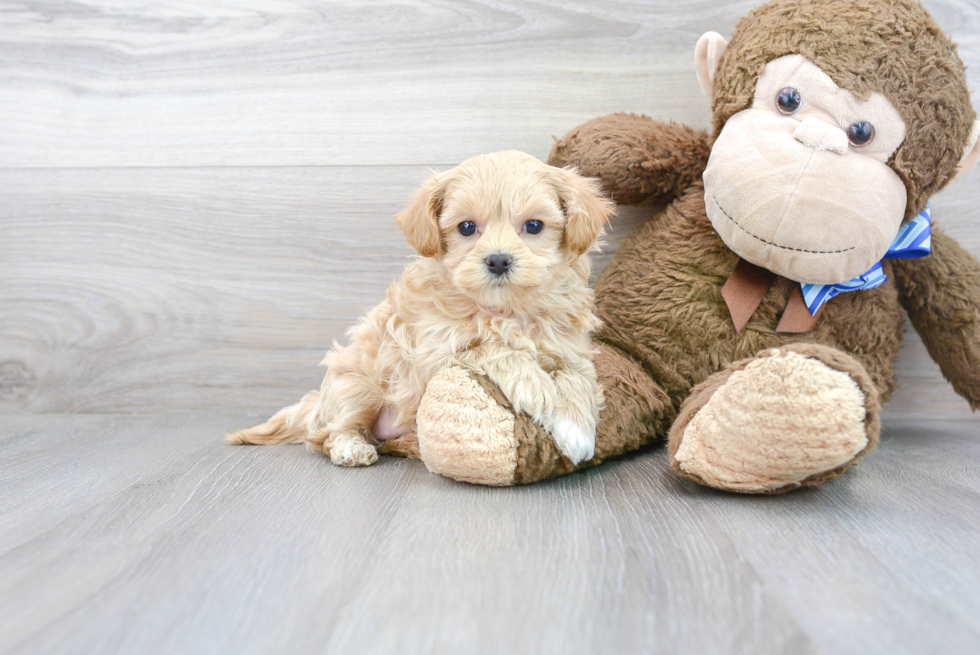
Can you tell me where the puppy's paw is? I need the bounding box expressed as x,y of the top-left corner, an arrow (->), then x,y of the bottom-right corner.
552,419 -> 596,465
498,371 -> 557,422
327,436 -> 378,467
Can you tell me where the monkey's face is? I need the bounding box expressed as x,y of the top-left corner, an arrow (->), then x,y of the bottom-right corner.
704,55 -> 908,285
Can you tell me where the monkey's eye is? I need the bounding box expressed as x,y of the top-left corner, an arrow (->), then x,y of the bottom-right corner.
524,219 -> 544,235
458,221 -> 477,237
846,121 -> 875,147
776,87 -> 802,115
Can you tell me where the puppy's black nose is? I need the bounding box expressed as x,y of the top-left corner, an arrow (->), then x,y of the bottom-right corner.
485,253 -> 512,276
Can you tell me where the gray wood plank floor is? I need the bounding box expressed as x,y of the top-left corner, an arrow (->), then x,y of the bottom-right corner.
1,414 -> 978,655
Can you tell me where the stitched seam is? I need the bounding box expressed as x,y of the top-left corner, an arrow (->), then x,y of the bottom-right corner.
714,197 -> 855,254
777,148 -> 815,229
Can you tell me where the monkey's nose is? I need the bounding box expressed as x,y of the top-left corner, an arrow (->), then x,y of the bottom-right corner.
793,117 -> 849,155
485,253 -> 512,276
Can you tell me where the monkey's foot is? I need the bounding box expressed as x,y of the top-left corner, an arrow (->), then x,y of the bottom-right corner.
667,344 -> 880,493
416,366 -> 522,485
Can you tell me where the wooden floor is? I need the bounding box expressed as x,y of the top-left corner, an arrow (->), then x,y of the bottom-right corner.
1,414 -> 978,654
3,1 -> 980,653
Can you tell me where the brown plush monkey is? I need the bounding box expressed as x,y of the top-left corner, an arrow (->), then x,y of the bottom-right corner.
400,0 -> 980,492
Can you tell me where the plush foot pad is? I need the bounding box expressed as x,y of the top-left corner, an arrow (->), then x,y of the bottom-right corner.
416,366 -> 520,485
668,347 -> 878,493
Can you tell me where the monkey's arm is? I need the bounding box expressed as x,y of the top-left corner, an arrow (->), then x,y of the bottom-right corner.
548,113 -> 711,206
891,229 -> 980,410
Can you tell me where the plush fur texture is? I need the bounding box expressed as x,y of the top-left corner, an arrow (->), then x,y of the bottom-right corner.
705,55 -> 912,285
226,151 -> 613,466
712,0 -> 976,222
411,0 -> 980,492
413,344 -> 673,486
548,118 -> 712,206
586,177 -> 906,407
667,345 -> 880,493
414,366 -> 519,485
891,230 -> 980,410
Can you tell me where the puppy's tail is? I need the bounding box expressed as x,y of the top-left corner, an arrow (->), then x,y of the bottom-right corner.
224,391 -> 319,445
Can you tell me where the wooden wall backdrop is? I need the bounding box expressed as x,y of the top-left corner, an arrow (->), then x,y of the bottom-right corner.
2,0 -> 979,419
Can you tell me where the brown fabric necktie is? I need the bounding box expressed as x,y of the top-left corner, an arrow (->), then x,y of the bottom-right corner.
721,259 -> 822,334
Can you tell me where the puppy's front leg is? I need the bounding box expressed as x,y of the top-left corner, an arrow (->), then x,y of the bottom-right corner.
460,347 -> 558,432
306,308 -> 392,467
306,369 -> 381,468
550,355 -> 602,464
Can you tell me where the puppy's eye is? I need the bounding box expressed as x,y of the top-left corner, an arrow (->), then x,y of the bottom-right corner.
524,219 -> 544,235
776,87 -> 802,115
458,221 -> 477,237
846,121 -> 875,147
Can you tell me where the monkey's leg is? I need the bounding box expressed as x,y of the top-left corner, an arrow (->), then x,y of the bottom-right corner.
667,344 -> 881,494
414,345 -> 674,486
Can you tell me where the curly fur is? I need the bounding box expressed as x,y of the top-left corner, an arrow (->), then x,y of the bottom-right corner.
227,151 -> 613,466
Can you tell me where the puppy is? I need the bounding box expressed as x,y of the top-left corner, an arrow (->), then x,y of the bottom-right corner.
226,150 -> 614,466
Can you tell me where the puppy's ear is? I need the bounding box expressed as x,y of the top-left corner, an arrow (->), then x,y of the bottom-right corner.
552,167 -> 616,255
396,172 -> 448,258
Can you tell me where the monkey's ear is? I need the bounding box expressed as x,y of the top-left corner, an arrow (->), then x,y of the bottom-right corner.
396,172 -> 448,258
553,167 -> 616,256
695,31 -> 729,99
952,120 -> 980,183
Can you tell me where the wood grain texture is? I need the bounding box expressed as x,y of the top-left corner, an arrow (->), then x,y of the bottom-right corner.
0,0 -> 976,169
1,166 -> 977,418
0,413 -> 978,654
0,0 -> 756,168
3,4 -> 979,653
1,0 -> 980,420
0,164 -> 653,414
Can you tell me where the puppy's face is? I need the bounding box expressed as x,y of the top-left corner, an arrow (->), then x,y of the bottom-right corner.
396,151 -> 614,309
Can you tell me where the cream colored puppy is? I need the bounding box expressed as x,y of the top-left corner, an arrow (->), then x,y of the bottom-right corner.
227,150 -> 613,466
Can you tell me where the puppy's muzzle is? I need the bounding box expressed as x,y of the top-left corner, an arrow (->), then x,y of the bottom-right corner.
485,253 -> 512,277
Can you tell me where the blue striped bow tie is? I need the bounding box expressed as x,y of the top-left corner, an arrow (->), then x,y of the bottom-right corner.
800,205 -> 932,316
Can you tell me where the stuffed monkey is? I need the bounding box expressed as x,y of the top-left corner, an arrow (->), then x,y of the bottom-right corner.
398,0 -> 980,492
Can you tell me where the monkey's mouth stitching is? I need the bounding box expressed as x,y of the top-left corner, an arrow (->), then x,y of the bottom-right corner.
713,197 -> 855,255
